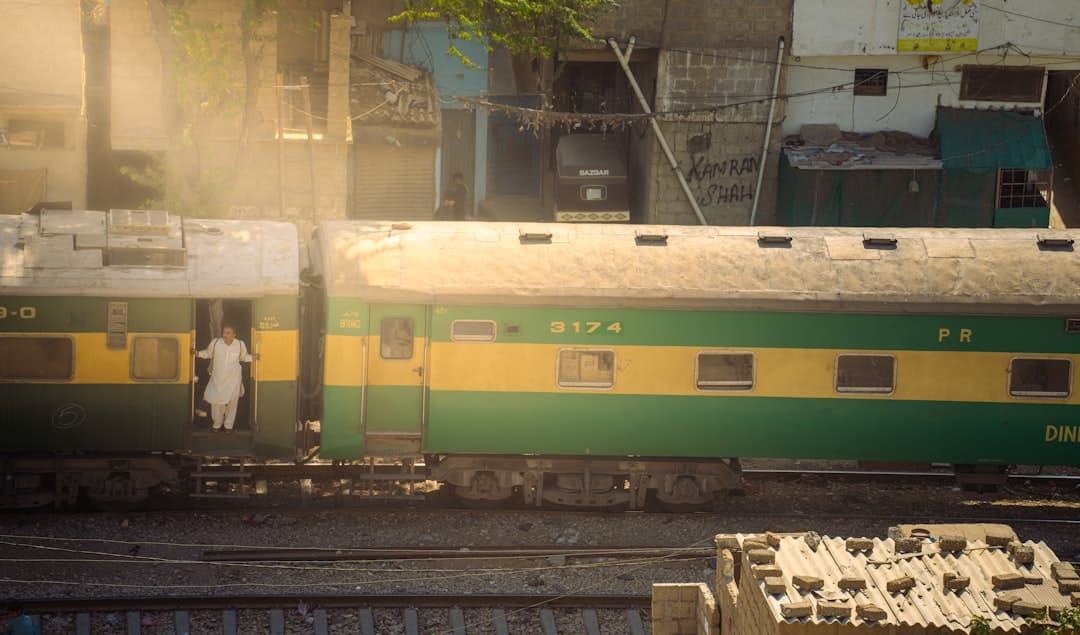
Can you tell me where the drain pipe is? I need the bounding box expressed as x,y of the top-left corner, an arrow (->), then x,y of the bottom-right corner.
609,37 -> 708,225
750,36 -> 785,226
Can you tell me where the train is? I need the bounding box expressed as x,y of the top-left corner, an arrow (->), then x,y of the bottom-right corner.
2,208 -> 1079,509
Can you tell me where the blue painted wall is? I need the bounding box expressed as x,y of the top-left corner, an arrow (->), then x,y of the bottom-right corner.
384,24 -> 489,211
383,24 -> 489,109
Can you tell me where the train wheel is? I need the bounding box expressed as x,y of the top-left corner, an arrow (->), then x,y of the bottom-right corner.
451,471 -> 513,508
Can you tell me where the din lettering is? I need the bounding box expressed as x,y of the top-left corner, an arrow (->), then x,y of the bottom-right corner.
1045,425 -> 1080,444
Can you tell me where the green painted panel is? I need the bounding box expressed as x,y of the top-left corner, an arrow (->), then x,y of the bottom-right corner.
2,384 -> 189,451
424,391 -> 1080,467
939,108 -> 1052,170
993,207 -> 1050,229
326,297 -> 367,336
254,295 -> 299,330
430,306 -> 1080,353
253,380 -> 296,458
321,385 -> 363,458
0,297 -> 192,333
364,385 -> 424,433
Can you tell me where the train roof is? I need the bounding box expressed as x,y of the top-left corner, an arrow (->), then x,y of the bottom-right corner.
0,210 -> 299,298
314,221 -> 1080,315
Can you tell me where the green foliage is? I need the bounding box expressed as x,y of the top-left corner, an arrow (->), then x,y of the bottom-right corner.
970,615 -> 992,635
1023,607 -> 1080,635
393,0 -> 615,63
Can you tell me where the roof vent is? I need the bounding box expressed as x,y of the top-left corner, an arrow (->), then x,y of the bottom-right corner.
109,209 -> 170,236
391,222 -> 413,231
757,232 -> 793,246
1066,318 -> 1080,334
863,233 -> 897,249
635,232 -> 668,245
1037,234 -> 1075,250
105,247 -> 186,268
519,231 -> 553,243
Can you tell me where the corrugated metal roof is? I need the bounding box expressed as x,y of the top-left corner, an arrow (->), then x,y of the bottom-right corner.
783,129 -> 942,171
937,107 -> 1053,171
734,532 -> 1075,633
0,211 -> 299,298
314,221 -> 1080,315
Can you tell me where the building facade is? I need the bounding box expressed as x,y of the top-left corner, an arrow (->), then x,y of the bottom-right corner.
781,0 -> 1080,228
0,0 -> 87,213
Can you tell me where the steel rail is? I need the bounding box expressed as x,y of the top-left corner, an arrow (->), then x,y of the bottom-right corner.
200,545 -> 713,562
17,593 -> 652,613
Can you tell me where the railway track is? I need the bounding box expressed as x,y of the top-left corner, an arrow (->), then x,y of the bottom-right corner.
201,545 -> 713,562
17,594 -> 651,635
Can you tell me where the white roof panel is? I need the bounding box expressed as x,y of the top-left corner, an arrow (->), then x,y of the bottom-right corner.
314,221 -> 1080,314
0,212 -> 299,298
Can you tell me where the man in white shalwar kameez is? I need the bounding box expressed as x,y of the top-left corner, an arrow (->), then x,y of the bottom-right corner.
194,326 -> 258,432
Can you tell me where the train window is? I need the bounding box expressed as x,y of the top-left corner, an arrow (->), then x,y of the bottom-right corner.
1009,358 -> 1071,398
557,349 -> 615,389
131,337 -> 180,381
451,320 -> 497,342
696,353 -> 754,391
835,354 -> 895,394
380,317 -> 414,359
0,337 -> 74,381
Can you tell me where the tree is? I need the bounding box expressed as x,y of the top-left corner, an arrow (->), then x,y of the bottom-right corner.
394,0 -> 614,68
125,0 -> 274,216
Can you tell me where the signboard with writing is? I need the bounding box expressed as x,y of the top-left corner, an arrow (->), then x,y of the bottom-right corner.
898,0 -> 979,53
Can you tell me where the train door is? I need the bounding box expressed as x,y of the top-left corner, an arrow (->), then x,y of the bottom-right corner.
362,304 -> 427,455
190,299 -> 255,455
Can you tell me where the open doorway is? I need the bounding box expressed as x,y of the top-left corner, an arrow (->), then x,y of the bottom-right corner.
193,299 -> 254,433
1044,70 -> 1080,227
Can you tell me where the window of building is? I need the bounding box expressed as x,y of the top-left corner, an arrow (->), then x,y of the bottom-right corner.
959,66 -> 1045,102
6,119 -> 66,149
557,349 -> 615,388
131,337 -> 180,381
1009,358 -> 1071,398
835,354 -> 895,394
451,320 -> 497,342
380,317 -> 414,359
997,169 -> 1049,208
696,352 -> 755,391
853,69 -> 888,96
0,337 -> 74,380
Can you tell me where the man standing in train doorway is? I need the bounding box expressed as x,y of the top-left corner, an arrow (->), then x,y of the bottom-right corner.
193,326 -> 259,432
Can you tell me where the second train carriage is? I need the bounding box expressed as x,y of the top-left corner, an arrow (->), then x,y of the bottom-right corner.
0,209 -> 299,507
306,222 -> 1080,508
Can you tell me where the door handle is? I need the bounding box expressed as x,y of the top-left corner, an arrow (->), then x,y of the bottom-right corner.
412,366 -> 424,377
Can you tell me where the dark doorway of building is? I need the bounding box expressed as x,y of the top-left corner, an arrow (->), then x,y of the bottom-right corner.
1045,70 -> 1080,227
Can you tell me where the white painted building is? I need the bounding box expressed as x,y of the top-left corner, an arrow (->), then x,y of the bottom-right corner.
784,0 -> 1080,137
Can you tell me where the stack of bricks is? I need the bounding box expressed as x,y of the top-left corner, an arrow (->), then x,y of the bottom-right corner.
651,583 -> 720,635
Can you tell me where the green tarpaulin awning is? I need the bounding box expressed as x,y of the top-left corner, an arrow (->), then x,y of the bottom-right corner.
936,108 -> 1052,170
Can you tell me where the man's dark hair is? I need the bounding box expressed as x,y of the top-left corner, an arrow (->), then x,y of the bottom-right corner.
222,325 -> 236,333
452,171 -> 464,180
6,600 -> 23,614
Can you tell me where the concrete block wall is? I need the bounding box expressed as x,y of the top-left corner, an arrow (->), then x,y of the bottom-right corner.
326,9 -> 353,140
647,119 -> 781,226
652,583 -> 720,635
592,0 -> 790,49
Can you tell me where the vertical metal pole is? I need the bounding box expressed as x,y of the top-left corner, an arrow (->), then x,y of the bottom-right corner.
276,74 -> 286,217
750,37 -> 785,226
609,37 -> 708,225
301,78 -> 319,224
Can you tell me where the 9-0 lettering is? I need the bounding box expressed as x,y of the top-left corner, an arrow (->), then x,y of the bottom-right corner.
550,321 -> 622,334
0,306 -> 36,319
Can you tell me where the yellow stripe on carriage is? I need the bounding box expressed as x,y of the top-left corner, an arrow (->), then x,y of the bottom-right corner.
427,342 -> 1080,405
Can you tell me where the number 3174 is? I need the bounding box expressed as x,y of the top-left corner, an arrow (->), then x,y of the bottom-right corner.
549,321 -> 621,334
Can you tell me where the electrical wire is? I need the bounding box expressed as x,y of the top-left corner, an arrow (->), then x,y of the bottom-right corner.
982,5 -> 1080,31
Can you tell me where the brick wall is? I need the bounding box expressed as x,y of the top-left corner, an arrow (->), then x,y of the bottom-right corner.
652,583 -> 720,635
